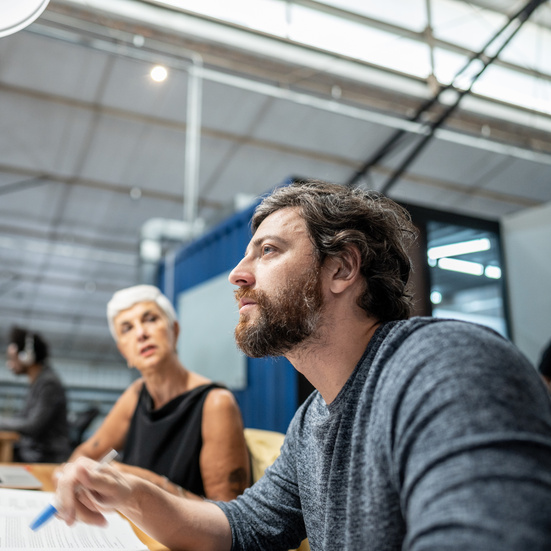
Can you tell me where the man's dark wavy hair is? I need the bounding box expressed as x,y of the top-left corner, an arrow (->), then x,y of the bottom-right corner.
251,179 -> 417,321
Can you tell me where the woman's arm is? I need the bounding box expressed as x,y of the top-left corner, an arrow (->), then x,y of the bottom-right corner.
113,462 -> 202,500
200,388 -> 251,501
67,380 -> 142,461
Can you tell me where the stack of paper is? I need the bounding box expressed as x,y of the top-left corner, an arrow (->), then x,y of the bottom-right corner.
0,488 -> 148,551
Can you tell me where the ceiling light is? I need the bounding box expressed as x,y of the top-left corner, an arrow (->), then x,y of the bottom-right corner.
462,297 -> 503,313
428,238 -> 491,260
430,291 -> 442,304
130,187 -> 142,200
150,65 -> 168,82
133,34 -> 145,48
140,239 -> 162,262
437,258 -> 484,276
485,265 -> 502,279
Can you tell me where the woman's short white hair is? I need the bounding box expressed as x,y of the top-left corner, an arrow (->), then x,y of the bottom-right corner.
106,284 -> 177,339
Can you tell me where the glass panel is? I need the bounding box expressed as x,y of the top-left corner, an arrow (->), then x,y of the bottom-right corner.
433,47 -> 472,85
154,0 -> 289,36
500,22 -> 551,75
318,0 -> 427,32
426,221 -> 507,337
473,65 -> 551,115
432,0 -> 507,52
150,0 -> 551,116
290,5 -> 431,77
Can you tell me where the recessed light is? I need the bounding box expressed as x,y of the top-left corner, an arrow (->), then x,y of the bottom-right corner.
438,257 -> 484,276
428,238 -> 490,260
150,65 -> 168,83
484,265 -> 502,279
130,187 -> 142,200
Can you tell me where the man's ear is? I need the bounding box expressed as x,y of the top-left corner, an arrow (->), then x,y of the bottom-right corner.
324,245 -> 362,294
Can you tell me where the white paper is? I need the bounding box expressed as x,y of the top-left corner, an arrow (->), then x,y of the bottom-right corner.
0,488 -> 148,550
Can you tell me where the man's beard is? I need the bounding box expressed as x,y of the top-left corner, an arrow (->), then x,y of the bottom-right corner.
234,268 -> 324,358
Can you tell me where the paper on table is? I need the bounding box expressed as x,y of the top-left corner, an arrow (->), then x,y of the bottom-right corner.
0,488 -> 148,551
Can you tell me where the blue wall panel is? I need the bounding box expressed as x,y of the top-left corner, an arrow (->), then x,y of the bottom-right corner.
158,196 -> 298,434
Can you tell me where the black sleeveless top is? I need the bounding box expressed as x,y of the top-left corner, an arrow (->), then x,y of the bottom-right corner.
122,382 -> 222,496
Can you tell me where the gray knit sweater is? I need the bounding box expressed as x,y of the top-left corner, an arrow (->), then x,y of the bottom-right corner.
218,318 -> 551,550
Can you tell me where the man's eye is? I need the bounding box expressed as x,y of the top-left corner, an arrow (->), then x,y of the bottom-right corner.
120,325 -> 131,334
262,245 -> 275,255
144,315 -> 158,322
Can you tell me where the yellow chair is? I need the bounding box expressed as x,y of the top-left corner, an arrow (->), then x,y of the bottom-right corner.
244,428 -> 310,551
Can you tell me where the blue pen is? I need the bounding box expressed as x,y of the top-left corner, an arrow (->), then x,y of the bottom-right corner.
29,501 -> 58,531
29,448 -> 119,531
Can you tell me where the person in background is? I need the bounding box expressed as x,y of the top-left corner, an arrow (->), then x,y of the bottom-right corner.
56,180 -> 551,550
537,339 -> 551,392
1,326 -> 71,463
65,284 -> 250,501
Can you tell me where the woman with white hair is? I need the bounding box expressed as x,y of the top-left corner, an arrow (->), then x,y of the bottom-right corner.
65,284 -> 250,501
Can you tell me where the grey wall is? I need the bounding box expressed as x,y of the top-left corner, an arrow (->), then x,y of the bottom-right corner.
502,202 -> 551,367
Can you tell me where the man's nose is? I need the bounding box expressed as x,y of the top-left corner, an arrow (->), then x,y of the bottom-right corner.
229,258 -> 255,287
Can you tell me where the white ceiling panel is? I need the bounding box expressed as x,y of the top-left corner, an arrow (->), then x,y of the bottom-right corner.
121,126 -> 188,191
0,182 -> 67,223
200,81 -> 281,135
78,116 -> 153,182
0,93 -> 95,175
0,32 -> 109,101
482,158 -> 551,201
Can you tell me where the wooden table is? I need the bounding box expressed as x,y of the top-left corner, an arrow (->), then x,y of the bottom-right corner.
0,431 -> 20,462
26,464 -> 170,551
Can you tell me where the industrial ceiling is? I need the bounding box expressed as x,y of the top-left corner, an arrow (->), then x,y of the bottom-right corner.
0,0 -> 550,372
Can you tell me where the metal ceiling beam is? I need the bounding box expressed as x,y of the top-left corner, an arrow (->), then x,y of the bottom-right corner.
0,223 -> 135,256
26,11 -> 551,161
50,0 -> 433,100
0,304 -> 108,327
0,234 -> 136,265
347,0 -> 549,193
200,65 -> 551,164
21,8 -> 551,169
0,267 -> 122,294
0,158 -> 223,208
50,1 -> 551,101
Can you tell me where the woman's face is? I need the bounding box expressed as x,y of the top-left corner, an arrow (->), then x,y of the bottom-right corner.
113,301 -> 177,371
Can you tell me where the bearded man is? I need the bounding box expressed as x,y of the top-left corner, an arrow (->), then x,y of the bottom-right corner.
56,180 -> 551,551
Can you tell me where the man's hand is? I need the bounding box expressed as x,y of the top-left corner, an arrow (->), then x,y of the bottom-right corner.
55,457 -> 233,551
55,457 -> 133,526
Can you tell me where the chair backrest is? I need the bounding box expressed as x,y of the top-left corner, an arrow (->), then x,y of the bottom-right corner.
68,406 -> 100,449
244,427 -> 286,482
243,428 -> 310,551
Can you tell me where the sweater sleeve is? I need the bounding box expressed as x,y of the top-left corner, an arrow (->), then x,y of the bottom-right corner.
216,417 -> 307,551
0,378 -> 64,436
381,320 -> 551,550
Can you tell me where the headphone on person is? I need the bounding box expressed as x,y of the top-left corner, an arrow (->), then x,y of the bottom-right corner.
18,333 -> 36,366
